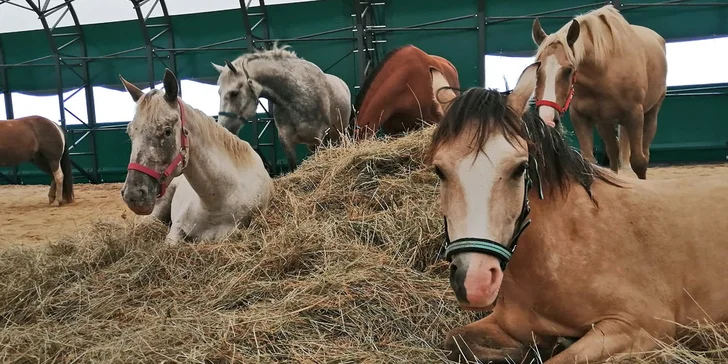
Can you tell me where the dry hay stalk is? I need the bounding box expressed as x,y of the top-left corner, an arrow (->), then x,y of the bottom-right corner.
0,127 -> 724,363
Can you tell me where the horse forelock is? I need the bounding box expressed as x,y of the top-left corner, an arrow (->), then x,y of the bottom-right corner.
535,5 -> 633,67
428,88 -> 623,199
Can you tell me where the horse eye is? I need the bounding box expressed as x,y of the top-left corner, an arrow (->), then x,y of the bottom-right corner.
512,162 -> 528,179
164,127 -> 173,137
229,90 -> 240,98
433,166 -> 446,180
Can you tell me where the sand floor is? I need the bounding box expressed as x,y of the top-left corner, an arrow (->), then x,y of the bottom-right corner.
1,163 -> 727,251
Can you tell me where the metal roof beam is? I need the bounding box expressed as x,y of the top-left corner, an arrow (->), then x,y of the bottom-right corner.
25,0 -> 100,183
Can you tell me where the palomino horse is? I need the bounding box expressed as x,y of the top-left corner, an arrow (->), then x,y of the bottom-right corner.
212,43 -> 352,172
119,69 -> 274,244
531,5 -> 667,179
353,44 -> 460,139
426,63 -> 728,363
0,115 -> 74,206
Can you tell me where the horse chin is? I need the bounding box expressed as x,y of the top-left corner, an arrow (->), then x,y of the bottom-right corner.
127,203 -> 155,216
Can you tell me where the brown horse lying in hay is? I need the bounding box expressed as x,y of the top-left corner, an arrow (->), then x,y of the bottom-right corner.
0,115 -> 75,206
425,63 -> 728,363
353,44 -> 460,139
531,5 -> 667,179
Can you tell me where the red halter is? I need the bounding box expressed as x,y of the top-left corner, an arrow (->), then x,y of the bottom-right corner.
535,71 -> 577,116
127,98 -> 189,198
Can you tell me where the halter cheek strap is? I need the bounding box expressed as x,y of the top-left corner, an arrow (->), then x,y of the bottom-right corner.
127,98 -> 189,198
535,71 -> 577,116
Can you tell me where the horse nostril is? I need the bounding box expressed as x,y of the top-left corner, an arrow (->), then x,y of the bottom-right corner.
449,263 -> 458,280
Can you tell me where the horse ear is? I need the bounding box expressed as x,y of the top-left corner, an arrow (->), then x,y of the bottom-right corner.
211,62 -> 226,74
162,68 -> 178,102
225,59 -> 239,74
507,61 -> 540,116
532,18 -> 548,46
119,75 -> 143,102
566,20 -> 580,49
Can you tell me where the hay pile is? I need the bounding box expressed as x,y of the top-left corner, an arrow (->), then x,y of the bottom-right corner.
0,127 -> 726,363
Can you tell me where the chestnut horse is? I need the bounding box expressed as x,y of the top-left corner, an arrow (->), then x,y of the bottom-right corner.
353,44 -> 460,139
531,5 -> 667,179
119,69 -> 274,244
426,63 -> 728,363
0,115 -> 75,206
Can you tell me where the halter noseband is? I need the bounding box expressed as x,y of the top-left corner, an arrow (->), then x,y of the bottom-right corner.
127,98 -> 189,198
218,61 -> 260,126
535,71 -> 577,117
441,123 -> 544,272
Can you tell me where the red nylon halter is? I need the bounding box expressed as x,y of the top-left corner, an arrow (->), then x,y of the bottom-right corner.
535,71 -> 577,117
127,98 -> 189,198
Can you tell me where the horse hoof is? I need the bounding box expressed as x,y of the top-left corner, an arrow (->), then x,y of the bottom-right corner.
52,200 -> 63,207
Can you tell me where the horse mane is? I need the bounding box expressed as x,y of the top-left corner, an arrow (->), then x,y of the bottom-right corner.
353,44 -> 414,111
230,41 -> 299,69
535,4 -> 634,66
136,91 -> 256,169
427,87 -> 623,199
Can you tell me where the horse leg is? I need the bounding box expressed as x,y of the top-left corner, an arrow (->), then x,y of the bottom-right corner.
623,108 -> 648,180
443,315 -> 530,363
277,128 -> 299,172
618,125 -> 633,175
595,123 -> 620,173
543,319 -> 656,364
29,154 -> 59,205
570,113 -> 597,164
641,95 -> 664,170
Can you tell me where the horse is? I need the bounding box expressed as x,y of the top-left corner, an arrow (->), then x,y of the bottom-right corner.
212,43 -> 352,172
352,44 -> 460,139
119,69 -> 274,244
425,63 -> 728,363
0,115 -> 75,206
530,4 -> 667,179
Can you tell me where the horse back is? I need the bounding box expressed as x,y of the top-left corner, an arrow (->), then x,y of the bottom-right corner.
0,116 -> 51,166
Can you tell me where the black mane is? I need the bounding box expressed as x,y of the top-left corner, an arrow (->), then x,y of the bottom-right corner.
427,87 -> 622,198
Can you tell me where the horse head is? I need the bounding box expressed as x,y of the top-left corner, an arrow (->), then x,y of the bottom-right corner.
425,62 -> 542,310
531,17 -> 580,127
119,69 -> 188,215
212,58 -> 263,134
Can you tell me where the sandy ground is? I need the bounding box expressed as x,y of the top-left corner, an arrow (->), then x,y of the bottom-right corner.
0,182 -> 131,250
1,163 -> 727,251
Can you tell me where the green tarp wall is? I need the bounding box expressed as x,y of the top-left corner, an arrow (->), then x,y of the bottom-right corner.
1,0 -> 727,184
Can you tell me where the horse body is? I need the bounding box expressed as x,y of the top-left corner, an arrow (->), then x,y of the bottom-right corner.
213,44 -> 352,172
457,173 -> 728,362
353,45 -> 460,139
120,69 -> 274,244
532,5 -> 667,179
0,115 -> 74,206
426,64 -> 728,363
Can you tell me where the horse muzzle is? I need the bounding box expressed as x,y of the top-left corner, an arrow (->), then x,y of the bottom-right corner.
120,181 -> 158,215
449,253 -> 504,310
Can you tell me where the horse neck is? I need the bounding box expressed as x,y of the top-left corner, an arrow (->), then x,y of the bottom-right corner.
180,103 -> 252,204
247,58 -> 300,108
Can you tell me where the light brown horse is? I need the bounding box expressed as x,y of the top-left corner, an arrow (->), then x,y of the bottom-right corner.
0,115 -> 75,206
353,44 -> 460,139
531,5 -> 667,179
426,63 -> 728,363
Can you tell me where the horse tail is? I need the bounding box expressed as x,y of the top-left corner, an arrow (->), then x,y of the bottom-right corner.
348,103 -> 357,138
60,137 -> 75,203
